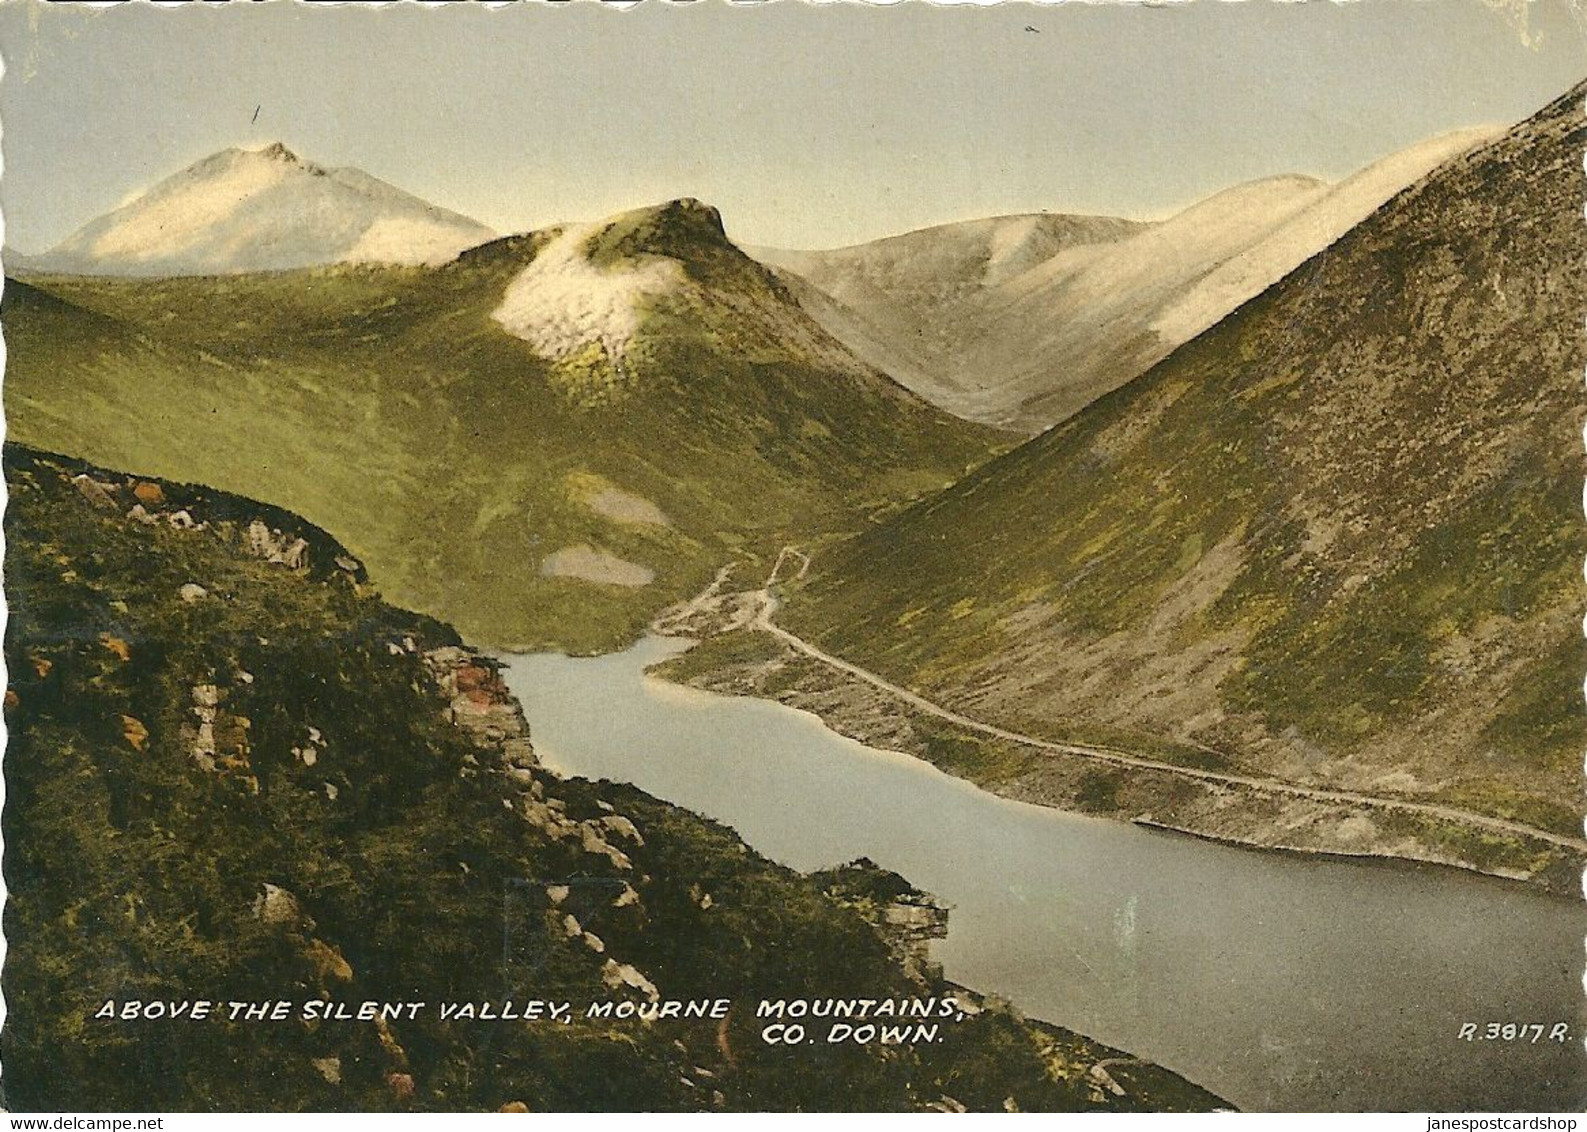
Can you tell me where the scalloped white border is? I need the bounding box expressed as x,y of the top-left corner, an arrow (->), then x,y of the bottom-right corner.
0,1 -> 1579,1120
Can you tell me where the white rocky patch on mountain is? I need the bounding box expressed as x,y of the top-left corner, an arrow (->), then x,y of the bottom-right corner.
491,222 -> 685,364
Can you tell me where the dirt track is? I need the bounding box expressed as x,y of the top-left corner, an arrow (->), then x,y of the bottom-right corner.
747,548 -> 1587,855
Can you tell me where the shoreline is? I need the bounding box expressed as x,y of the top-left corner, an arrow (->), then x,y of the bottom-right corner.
647,624 -> 1586,901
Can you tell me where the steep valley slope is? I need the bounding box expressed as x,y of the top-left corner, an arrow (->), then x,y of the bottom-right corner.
758,84 -> 1585,877
1,444 -> 1224,1113
4,196 -> 1002,653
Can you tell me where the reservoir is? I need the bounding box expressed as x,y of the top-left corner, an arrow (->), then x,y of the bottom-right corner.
500,636 -> 1587,1112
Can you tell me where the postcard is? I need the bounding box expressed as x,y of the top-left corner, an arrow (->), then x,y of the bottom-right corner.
0,0 -> 1582,1115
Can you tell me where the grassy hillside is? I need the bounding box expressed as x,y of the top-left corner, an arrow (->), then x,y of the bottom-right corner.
4,198 -> 1000,653
782,83 -> 1585,841
2,444 -> 1222,1113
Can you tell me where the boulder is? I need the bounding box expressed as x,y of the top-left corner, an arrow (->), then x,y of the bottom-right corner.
600,959 -> 659,1001
71,474 -> 117,510
253,883 -> 311,929
601,814 -> 644,845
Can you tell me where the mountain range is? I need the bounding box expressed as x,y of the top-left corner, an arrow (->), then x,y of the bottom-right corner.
774,84 -> 1583,858
4,192 -> 997,652
2,442 -> 1223,1112
4,93 -> 1574,861
755,128 -> 1498,432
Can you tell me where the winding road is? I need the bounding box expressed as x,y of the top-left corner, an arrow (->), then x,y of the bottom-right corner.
744,548 -> 1587,855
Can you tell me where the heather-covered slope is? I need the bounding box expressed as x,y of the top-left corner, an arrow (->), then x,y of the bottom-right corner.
780,86 -> 1584,850
1,445 -> 1223,1113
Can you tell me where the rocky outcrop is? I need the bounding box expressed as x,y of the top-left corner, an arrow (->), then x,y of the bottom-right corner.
877,897 -> 951,983
247,519 -> 311,571
25,451 -> 367,585
812,858 -> 949,983
422,645 -> 535,768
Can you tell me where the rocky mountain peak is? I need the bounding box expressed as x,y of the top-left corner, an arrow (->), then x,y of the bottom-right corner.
253,140 -> 301,164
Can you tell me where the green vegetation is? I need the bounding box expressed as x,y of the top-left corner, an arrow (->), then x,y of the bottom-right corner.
4,199 -> 999,654
910,716 -> 1037,786
783,84 -> 1587,833
2,445 -> 1224,1112
1074,772 -> 1123,814
650,631 -> 785,686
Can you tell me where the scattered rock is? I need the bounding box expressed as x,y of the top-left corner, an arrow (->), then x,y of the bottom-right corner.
601,814 -> 644,845
178,583 -> 209,603
519,798 -> 580,840
72,474 -> 118,510
600,959 -> 659,1001
119,715 -> 149,752
253,883 -> 310,929
310,1057 -> 342,1086
274,537 -> 310,570
1088,1063 -> 1128,1098
505,765 -> 536,788
304,937 -> 354,983
579,823 -> 632,870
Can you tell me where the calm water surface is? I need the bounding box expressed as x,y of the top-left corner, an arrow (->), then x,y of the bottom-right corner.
500,636 -> 1587,1111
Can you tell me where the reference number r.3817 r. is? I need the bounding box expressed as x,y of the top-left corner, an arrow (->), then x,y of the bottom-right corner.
1457,1022 -> 1571,1042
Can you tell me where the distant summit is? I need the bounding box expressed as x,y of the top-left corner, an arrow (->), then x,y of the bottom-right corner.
757,128 -> 1500,432
488,196 -> 871,380
22,143 -> 496,276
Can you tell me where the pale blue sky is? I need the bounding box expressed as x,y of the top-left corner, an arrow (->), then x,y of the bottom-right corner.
0,0 -> 1582,252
